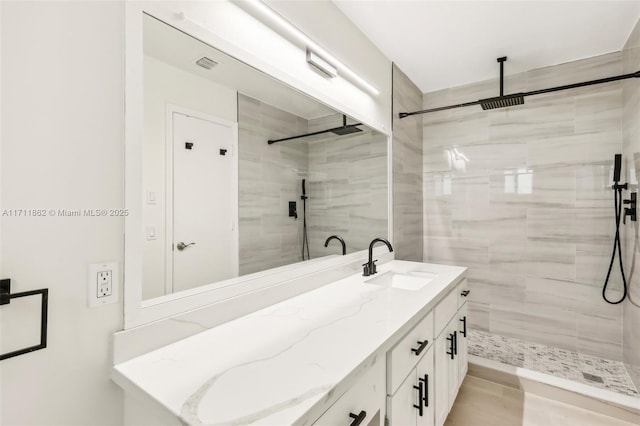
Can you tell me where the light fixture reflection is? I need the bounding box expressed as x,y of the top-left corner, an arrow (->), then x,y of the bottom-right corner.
445,147 -> 470,172
504,169 -> 533,194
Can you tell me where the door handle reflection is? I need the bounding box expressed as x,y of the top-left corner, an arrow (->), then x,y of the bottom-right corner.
176,242 -> 196,251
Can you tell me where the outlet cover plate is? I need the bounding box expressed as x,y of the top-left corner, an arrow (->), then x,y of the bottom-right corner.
88,262 -> 118,308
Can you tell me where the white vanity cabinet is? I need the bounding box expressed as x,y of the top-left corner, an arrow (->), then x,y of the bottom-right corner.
113,261 -> 468,426
434,280 -> 469,426
386,280 -> 468,426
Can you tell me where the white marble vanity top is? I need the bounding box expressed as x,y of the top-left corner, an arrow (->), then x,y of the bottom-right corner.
112,260 -> 466,425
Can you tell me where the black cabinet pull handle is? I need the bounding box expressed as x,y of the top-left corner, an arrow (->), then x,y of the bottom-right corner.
446,333 -> 455,359
460,316 -> 467,337
460,290 -> 470,297
419,374 -> 429,407
453,330 -> 458,356
411,340 -> 428,356
349,410 -> 367,426
413,382 -> 424,417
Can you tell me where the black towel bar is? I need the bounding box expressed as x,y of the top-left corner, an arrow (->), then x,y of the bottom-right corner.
0,279 -> 49,361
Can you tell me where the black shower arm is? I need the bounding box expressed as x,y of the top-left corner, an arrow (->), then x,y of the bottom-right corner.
268,115 -> 362,144
399,70 -> 640,118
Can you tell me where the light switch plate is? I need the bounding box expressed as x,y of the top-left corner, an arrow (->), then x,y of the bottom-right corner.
147,191 -> 157,205
146,225 -> 157,240
88,262 -> 118,308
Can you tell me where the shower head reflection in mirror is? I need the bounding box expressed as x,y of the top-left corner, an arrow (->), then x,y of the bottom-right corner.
123,5 -> 391,328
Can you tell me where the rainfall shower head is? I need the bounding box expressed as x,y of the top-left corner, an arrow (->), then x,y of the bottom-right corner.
330,114 -> 362,135
479,93 -> 525,110
479,57 -> 525,111
330,125 -> 362,135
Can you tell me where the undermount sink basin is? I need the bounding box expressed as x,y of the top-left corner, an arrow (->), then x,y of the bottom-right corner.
406,270 -> 437,280
365,271 -> 433,291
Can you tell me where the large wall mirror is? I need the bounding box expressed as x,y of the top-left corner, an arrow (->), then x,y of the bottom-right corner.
125,5 -> 390,327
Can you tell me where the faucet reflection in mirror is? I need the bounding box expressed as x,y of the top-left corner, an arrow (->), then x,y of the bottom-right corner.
324,235 -> 346,255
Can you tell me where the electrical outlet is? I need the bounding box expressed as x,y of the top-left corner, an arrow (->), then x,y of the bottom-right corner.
88,262 -> 118,308
97,270 -> 112,298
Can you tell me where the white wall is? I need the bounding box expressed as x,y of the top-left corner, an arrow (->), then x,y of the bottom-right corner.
0,1 -> 124,425
142,55 -> 237,300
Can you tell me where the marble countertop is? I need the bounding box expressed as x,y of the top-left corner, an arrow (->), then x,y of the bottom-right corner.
112,260 -> 466,425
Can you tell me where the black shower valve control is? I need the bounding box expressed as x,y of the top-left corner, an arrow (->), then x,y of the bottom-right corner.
623,192 -> 637,224
288,201 -> 297,219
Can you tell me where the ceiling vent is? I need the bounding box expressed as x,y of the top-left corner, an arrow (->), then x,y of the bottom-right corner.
195,57 -> 218,70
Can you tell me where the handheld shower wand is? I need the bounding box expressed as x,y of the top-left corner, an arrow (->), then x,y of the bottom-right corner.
603,154 -> 630,304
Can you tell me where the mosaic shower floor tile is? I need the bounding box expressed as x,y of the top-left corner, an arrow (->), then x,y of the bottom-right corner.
468,329 -> 640,398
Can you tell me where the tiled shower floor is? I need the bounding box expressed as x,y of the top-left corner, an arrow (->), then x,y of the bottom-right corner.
468,329 -> 640,398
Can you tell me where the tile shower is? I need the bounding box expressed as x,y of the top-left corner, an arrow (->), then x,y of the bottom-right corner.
420,18 -> 640,398
238,95 -> 387,275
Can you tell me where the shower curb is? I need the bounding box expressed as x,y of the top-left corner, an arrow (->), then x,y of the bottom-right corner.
468,355 -> 640,424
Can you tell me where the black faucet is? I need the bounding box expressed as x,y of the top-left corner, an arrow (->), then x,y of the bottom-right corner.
324,235 -> 346,255
363,237 -> 393,276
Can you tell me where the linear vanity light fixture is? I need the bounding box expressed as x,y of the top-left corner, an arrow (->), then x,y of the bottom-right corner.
233,0 -> 380,96
306,48 -> 337,78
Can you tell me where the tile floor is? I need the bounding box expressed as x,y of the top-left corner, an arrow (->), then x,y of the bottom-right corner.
445,376 -> 638,426
468,329 -> 639,398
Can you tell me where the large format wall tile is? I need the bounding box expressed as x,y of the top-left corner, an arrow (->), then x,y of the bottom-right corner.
238,95 -> 308,275
622,18 -> 640,391
307,115 -> 388,257
393,64 -> 423,260
490,308 -> 578,352
423,51 -> 627,361
239,96 -> 389,271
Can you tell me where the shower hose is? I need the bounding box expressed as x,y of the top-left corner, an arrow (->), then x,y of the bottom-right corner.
301,179 -> 310,261
602,186 -> 628,304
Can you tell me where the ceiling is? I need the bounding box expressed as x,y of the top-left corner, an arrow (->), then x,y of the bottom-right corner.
333,0 -> 640,93
143,14 -> 336,120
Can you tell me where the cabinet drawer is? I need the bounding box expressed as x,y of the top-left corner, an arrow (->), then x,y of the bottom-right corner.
434,287 -> 457,337
314,358 -> 385,426
387,311 -> 433,395
457,279 -> 469,309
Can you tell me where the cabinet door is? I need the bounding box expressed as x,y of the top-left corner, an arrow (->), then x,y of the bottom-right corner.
457,304 -> 468,387
388,370 -> 418,426
416,347 -> 434,426
446,320 -> 459,412
434,330 -> 450,426
387,311 -> 433,395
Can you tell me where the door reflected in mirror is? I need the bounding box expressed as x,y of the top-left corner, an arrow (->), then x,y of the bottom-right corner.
142,14 -> 388,301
